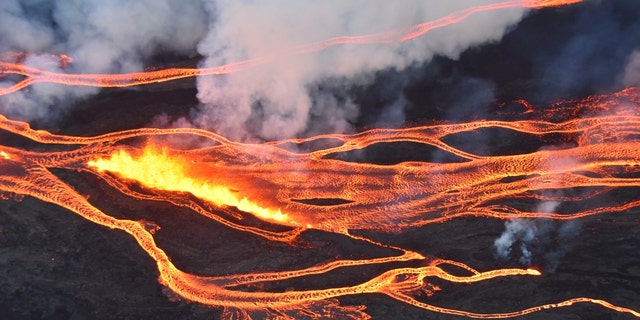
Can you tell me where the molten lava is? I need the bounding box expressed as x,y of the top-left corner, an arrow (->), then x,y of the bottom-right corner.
88,146 -> 291,224
0,0 -> 582,96
2,0 -> 639,318
0,88 -> 639,318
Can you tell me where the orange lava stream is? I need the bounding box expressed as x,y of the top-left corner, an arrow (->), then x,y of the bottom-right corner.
0,88 -> 638,318
0,0 -> 581,96
76,89 -> 640,234
3,0 -> 637,317
88,146 -> 291,224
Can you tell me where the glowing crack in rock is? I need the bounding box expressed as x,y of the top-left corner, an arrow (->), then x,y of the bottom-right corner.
0,88 -> 639,318
1,0 -> 639,318
88,146 -> 291,225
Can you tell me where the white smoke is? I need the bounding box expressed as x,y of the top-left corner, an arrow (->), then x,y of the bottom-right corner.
0,0 -> 208,122
0,1 -> 55,53
195,0 -> 529,140
494,202 -> 558,266
622,49 -> 640,87
0,54 -> 98,122
494,146 -> 581,269
1,1 -> 536,137
494,216 -> 580,271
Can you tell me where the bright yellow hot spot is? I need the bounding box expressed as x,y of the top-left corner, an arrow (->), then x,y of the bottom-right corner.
526,268 -> 542,276
0,150 -> 10,160
87,146 -> 291,224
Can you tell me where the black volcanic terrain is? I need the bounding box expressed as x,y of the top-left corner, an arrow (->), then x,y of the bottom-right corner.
1,1 -> 640,319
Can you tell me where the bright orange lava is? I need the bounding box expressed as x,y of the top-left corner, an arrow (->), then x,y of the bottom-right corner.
88,146 -> 292,225
0,0 -> 581,96
0,88 -> 639,318
2,0 -> 640,318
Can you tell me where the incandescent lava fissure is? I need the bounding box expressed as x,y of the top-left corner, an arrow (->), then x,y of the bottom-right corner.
1,0 -> 639,318
0,87 -> 639,318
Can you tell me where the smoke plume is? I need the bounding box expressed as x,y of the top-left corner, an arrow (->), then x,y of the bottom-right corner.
0,0 -> 208,122
494,217 -> 580,271
194,0 -> 528,140
622,50 -> 640,87
494,146 -> 581,270
2,1 -> 640,140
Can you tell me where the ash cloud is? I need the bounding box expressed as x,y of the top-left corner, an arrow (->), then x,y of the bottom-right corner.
194,0 -> 528,140
0,0 -> 208,123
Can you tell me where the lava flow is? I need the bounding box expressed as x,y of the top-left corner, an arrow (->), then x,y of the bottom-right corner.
2,0 -> 639,318
0,0 -> 582,96
0,87 -> 639,318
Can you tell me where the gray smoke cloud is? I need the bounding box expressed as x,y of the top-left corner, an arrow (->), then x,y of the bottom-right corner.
622,49 -> 640,87
0,0 -> 208,122
494,146 -> 581,271
0,1 -> 540,139
495,218 -> 547,266
494,200 -> 559,266
494,217 -> 580,271
194,0 -> 528,140
2,1 -> 638,139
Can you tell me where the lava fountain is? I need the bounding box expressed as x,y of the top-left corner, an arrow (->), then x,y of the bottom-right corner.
0,87 -> 639,318
1,0 -> 639,318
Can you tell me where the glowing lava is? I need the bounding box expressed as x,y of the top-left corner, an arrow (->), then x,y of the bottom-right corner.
79,88 -> 640,235
0,88 -> 638,318
88,146 -> 291,224
0,0 -> 582,96
2,0 -> 639,318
